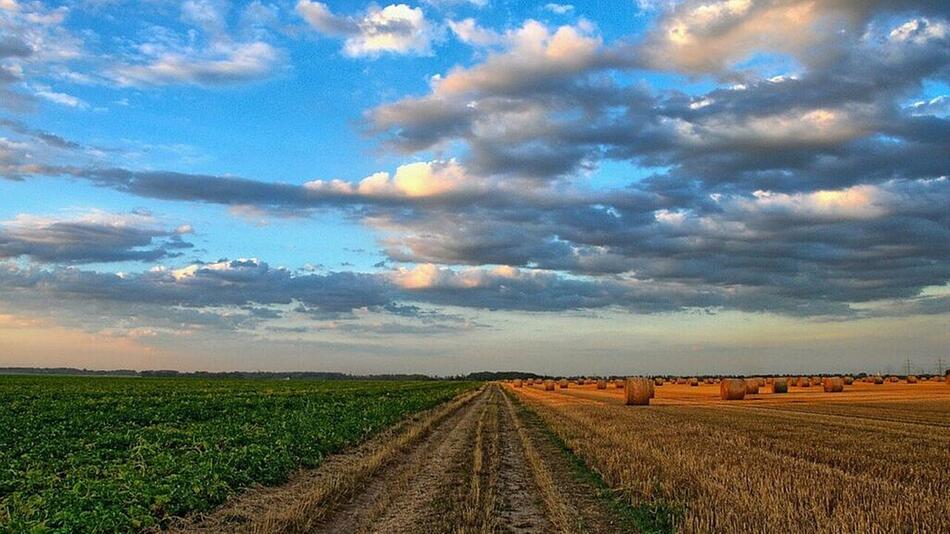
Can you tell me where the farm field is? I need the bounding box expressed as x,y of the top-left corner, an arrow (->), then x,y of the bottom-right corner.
173,383 -> 639,533
510,379 -> 950,533
0,376 -> 477,533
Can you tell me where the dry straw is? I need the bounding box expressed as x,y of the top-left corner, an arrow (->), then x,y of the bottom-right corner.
843,376 -> 854,385
544,379 -> 555,391
772,377 -> 788,393
624,377 -> 652,405
596,379 -> 607,389
720,378 -> 746,400
559,379 -> 569,389
514,379 -> 523,388
906,375 -> 918,384
745,378 -> 761,394
688,377 -> 699,386
823,377 -> 844,392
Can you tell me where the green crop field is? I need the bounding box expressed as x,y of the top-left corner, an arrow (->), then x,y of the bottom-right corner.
0,376 -> 477,533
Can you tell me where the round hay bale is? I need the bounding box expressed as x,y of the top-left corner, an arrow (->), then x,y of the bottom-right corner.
906,375 -> 918,384
596,379 -> 607,389
624,377 -> 652,405
544,379 -> 555,391
688,377 -> 699,386
649,380 -> 656,398
887,376 -> 899,383
843,376 -> 854,385
745,378 -> 761,394
823,377 -> 844,392
704,378 -> 714,384
797,377 -> 808,387
871,376 -> 884,384
559,379 -> 569,389
772,377 -> 788,393
720,379 -> 746,400
654,377 -> 665,386
615,379 -> 625,388
675,378 -> 686,385
810,377 -> 822,387
513,379 -> 523,388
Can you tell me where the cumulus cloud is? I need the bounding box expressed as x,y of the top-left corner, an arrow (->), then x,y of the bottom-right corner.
3,0 -> 949,330
297,1 -> 437,57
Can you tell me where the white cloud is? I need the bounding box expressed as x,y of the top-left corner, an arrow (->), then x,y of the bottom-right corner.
31,85 -> 87,108
888,18 -> 948,45
110,41 -> 281,86
304,160 -> 472,198
544,4 -> 574,15
297,1 -> 437,57
448,18 -> 503,47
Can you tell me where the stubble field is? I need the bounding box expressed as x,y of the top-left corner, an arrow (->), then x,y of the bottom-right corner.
510,379 -> 950,533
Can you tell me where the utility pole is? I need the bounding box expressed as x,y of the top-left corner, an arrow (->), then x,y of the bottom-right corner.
904,358 -> 911,377
939,357 -> 945,376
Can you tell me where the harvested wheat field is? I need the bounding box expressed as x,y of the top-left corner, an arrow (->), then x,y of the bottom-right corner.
510,379 -> 950,533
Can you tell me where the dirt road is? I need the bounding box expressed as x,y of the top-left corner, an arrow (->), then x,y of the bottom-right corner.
173,384 -> 631,533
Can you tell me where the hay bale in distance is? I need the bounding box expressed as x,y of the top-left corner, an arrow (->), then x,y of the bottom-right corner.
624,377 -> 652,405
745,378 -> 761,394
596,379 -> 607,389
797,377 -> 808,387
843,376 -> 854,385
720,379 -> 746,400
823,377 -> 844,392
871,376 -> 884,384
772,377 -> 788,393
654,377 -> 665,386
906,375 -> 918,384
559,379 -> 569,389
615,379 -> 625,388
688,377 -> 699,386
544,379 -> 555,391
514,379 -> 523,388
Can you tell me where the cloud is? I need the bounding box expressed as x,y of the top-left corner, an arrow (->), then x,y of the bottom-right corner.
31,84 -> 88,108
635,0 -> 950,75
107,1 -> 284,87
110,41 -> 282,86
0,211 -> 193,264
544,4 -> 574,15
297,1 -> 437,57
3,0 -> 949,330
448,18 -> 504,47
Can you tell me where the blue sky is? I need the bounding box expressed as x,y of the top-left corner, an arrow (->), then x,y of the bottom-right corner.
1,0 -> 948,374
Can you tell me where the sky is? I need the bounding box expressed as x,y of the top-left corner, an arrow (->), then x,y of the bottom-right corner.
1,0 -> 948,375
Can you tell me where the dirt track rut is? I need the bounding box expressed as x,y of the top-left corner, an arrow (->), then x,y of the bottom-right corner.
316,384 -> 630,533
173,384 -> 628,533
